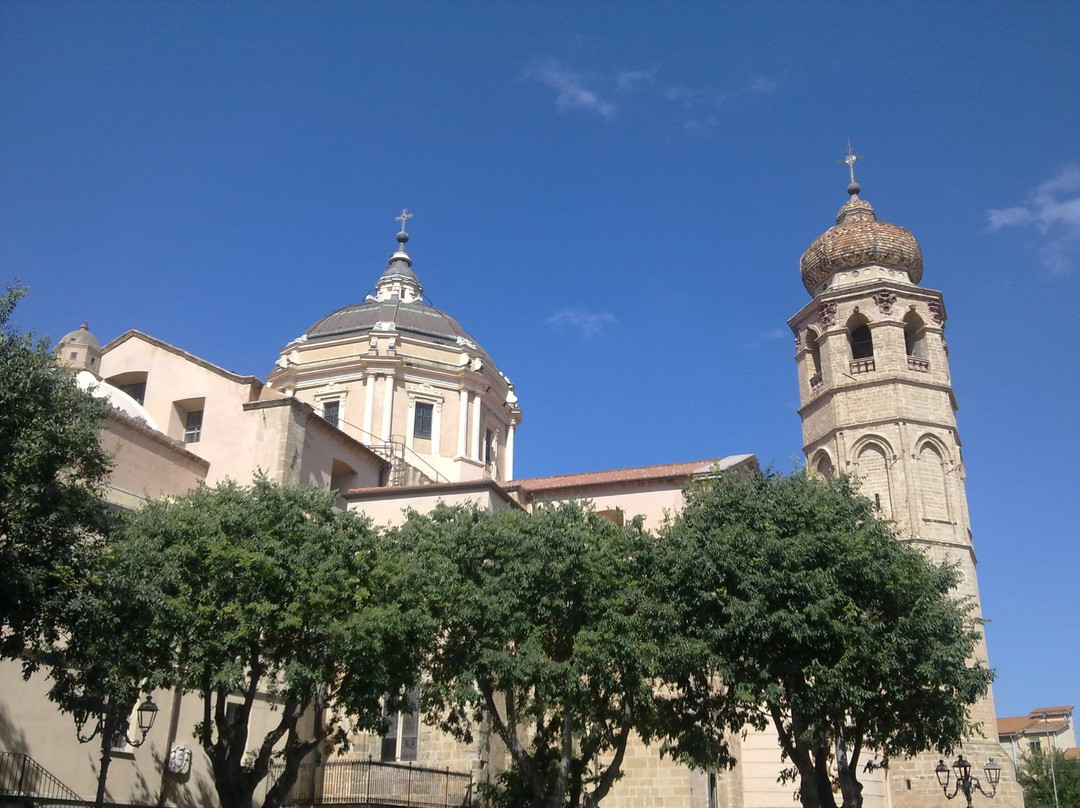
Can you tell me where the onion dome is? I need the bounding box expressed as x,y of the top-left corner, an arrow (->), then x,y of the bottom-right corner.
58,322 -> 100,350
800,184 -> 923,295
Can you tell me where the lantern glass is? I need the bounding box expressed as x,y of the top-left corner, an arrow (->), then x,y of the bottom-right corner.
984,758 -> 1002,786
935,759 -> 950,788
137,696 -> 159,734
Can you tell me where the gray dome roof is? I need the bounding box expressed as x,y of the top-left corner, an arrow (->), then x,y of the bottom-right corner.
59,322 -> 100,349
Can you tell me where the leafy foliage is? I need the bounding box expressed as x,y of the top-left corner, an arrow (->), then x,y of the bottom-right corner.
1017,749 -> 1080,808
660,468 -> 992,808
0,284 -> 112,659
117,477 -> 427,808
399,502 -> 733,808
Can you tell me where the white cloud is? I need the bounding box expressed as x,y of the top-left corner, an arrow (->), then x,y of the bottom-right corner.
987,164 -> 1080,275
545,307 -> 616,337
524,58 -> 616,118
616,67 -> 658,92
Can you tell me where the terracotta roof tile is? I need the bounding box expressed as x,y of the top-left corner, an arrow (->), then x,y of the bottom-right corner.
1029,706 -> 1074,717
513,455 -> 754,493
998,716 -> 1034,736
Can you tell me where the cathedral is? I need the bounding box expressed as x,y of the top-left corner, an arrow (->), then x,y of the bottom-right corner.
0,173 -> 1024,808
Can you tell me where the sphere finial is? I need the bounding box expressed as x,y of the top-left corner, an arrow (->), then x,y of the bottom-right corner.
395,209 -> 413,244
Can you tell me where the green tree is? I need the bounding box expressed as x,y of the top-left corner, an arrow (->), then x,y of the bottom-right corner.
117,477 -> 426,808
661,469 -> 992,808
399,502 -> 734,808
43,540 -> 164,808
0,283 -> 112,659
1017,748 -> 1080,808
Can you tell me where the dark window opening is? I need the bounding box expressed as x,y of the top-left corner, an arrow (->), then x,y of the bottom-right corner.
118,382 -> 146,405
323,400 -> 340,428
414,402 -> 433,440
184,410 -> 203,444
850,324 -> 874,359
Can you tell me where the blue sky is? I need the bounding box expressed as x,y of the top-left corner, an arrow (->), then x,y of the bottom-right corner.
2,2 -> 1077,725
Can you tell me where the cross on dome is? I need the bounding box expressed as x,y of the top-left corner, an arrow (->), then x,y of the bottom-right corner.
837,141 -> 866,196
396,209 -> 413,234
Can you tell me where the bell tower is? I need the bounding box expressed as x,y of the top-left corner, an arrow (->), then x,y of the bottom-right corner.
788,156 -> 1024,807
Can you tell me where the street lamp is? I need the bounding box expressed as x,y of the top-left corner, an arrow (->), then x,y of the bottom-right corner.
936,754 -> 1001,807
76,695 -> 159,808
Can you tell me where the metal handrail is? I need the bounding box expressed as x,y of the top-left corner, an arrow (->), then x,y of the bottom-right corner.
0,753 -> 85,805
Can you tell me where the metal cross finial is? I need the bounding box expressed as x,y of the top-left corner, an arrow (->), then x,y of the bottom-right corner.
396,209 -> 413,234
838,140 -> 866,184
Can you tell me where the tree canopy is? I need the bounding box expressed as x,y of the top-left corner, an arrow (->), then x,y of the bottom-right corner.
399,501 -> 733,808
1017,749 -> 1080,808
0,284 -> 112,660
660,468 -> 992,808
116,477 -> 427,808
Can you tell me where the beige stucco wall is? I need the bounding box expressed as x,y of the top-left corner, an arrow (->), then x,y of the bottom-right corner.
99,333 -> 385,494
101,411 -> 209,507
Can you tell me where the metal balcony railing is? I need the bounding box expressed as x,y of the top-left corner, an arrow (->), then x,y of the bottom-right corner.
269,758 -> 472,808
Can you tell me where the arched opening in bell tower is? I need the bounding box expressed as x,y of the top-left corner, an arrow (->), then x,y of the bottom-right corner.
847,315 -> 873,359
806,329 -> 823,388
904,310 -> 926,356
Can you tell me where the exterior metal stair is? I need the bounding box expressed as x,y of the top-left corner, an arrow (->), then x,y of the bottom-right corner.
0,753 -> 84,807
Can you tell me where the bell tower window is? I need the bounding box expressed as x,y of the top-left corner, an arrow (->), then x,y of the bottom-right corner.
904,311 -> 930,372
847,314 -> 875,373
806,329 -> 823,389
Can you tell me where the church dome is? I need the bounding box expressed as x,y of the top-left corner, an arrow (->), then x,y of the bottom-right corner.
800,188 -> 923,294
297,222 -> 496,367
58,322 -> 100,349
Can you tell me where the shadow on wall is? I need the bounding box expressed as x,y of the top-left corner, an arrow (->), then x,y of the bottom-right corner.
0,703 -> 30,755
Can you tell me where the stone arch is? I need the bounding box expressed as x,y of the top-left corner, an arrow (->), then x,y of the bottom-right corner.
850,435 -> 894,518
846,311 -> 874,361
810,448 -> 834,478
805,328 -> 823,387
904,309 -> 927,358
914,434 -> 953,523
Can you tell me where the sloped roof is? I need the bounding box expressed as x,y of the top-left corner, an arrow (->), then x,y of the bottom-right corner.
512,454 -> 756,494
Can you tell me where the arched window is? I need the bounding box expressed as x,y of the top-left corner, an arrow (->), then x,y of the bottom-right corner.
848,316 -> 874,360
813,451 -> 834,478
916,440 -> 951,522
855,441 -> 893,518
904,311 -> 926,358
806,329 -> 823,388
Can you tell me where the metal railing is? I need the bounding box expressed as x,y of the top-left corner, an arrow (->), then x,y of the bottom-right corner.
270,758 -> 472,808
0,753 -> 85,805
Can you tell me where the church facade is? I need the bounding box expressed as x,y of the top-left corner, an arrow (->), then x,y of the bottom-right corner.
0,178 -> 1023,808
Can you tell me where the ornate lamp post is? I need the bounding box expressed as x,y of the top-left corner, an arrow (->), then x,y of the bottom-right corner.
77,695 -> 159,808
935,754 -> 1001,807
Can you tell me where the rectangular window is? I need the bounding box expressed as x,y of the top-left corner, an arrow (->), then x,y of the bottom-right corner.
414,402 -> 433,440
107,720 -> 131,753
323,400 -> 340,428
184,410 -> 203,444
380,687 -> 419,762
118,381 -> 146,405
485,428 -> 496,464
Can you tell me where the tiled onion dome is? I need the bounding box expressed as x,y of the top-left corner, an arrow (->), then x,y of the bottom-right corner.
800,190 -> 923,294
